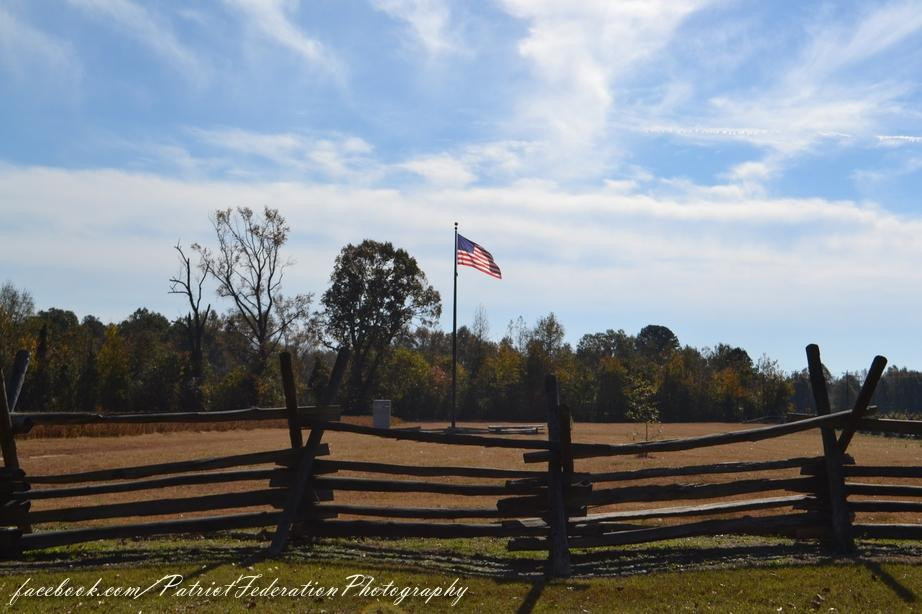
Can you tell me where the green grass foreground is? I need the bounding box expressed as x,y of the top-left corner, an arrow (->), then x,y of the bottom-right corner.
0,536 -> 920,613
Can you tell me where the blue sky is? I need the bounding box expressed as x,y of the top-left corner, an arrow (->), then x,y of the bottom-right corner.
2,0 -> 922,374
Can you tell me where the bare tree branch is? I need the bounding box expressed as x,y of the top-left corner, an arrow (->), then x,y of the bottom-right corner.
169,241 -> 213,409
196,207 -> 313,381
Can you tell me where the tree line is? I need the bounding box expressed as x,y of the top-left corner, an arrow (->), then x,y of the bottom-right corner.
1,207 -> 919,422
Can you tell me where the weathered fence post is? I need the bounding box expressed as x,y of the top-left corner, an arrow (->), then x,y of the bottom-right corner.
279,352 -> 307,541
5,351 -> 29,413
279,352 -> 304,449
544,374 -> 571,577
270,348 -> 348,557
268,427 -> 325,556
320,347 -> 351,408
559,404 -> 574,477
0,374 -> 20,472
805,344 -> 854,553
838,355 -> 887,454
0,372 -> 30,538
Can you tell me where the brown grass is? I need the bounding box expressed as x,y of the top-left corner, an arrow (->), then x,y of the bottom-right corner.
16,414 -> 417,438
19,419 -> 291,439
14,420 -> 922,530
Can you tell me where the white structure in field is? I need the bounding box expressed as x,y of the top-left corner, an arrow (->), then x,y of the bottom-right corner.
372,399 -> 391,429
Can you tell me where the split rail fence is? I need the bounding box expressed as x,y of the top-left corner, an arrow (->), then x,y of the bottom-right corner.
1,345 -> 921,577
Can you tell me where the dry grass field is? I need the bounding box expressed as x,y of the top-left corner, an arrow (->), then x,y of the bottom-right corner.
15,419 -> 922,529
7,421 -> 922,612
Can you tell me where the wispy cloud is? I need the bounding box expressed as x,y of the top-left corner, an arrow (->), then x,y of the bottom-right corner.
372,0 -> 461,56
67,0 -> 207,83
789,0 -> 922,82
188,127 -> 377,181
223,0 -> 340,75
641,1 -> 922,169
0,6 -> 83,92
3,164 -> 921,357
878,135 -> 922,146
4,2 -> 922,370
498,1 -> 709,153
398,153 -> 476,186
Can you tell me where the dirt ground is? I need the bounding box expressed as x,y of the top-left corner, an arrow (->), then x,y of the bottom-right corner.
14,419 -> 922,529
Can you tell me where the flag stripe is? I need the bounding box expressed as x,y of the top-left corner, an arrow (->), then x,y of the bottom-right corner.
457,234 -> 502,279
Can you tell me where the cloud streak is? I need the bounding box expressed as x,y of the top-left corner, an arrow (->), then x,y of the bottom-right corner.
223,0 -> 340,75
67,0 -> 207,83
498,1 -> 709,154
0,6 -> 83,91
3,2 -> 922,372
373,0 -> 460,56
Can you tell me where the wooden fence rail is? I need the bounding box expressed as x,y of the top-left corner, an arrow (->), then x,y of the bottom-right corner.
523,410 -> 853,463
1,345 -> 921,578
11,405 -> 340,435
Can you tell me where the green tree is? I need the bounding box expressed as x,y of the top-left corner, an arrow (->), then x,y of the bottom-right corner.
321,239 -> 441,412
97,325 -> 130,411
119,309 -> 182,412
531,312 -> 566,359
708,344 -> 756,420
636,324 -> 679,366
474,339 -> 524,417
0,282 -> 34,373
576,329 -> 635,365
626,375 -> 659,444
755,354 -> 794,419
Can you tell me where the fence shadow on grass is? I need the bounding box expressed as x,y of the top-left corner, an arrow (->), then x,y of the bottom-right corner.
860,559 -> 916,604
8,534 -> 922,583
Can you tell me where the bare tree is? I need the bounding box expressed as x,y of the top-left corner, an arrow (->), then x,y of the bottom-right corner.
196,207 -> 312,384
472,304 -> 490,342
169,242 -> 212,409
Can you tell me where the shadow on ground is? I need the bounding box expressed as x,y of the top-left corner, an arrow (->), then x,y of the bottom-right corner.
5,535 -> 922,582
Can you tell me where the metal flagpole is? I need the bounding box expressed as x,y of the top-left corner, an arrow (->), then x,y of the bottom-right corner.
451,222 -> 458,430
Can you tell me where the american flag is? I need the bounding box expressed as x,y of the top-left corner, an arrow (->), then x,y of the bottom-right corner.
457,234 -> 502,279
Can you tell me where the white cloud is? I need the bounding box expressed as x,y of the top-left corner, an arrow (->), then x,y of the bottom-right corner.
643,2 -> 922,163
0,7 -> 83,91
498,1 -> 709,151
791,1 -> 922,82
396,140 -> 545,185
372,0 -> 459,55
853,155 -> 922,186
721,159 -> 778,195
224,0 -> 339,73
67,0 -> 207,82
398,154 -> 476,187
878,135 -> 922,146
4,163 -> 922,370
155,129 -> 550,187
187,128 -> 377,180
1,163 -> 916,289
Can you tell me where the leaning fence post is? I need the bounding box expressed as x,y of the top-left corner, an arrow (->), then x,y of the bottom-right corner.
0,373 -> 29,537
268,428 -> 325,557
319,347 -> 351,408
806,344 -> 854,553
0,374 -> 20,472
5,351 -> 29,413
279,351 -> 307,542
279,352 -> 304,449
544,374 -> 571,577
838,355 -> 887,454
